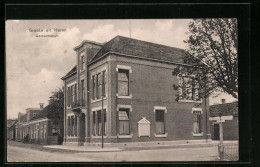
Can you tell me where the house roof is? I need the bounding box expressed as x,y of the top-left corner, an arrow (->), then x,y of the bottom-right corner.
91,36 -> 200,65
7,119 -> 17,128
61,65 -> 77,80
209,102 -> 238,117
20,114 -> 27,123
62,36 -> 203,80
30,103 -> 63,121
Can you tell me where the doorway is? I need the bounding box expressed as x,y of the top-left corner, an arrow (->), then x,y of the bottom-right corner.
213,124 -> 220,140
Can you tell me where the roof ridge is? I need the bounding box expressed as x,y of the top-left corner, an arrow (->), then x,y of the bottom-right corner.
210,101 -> 238,107
115,35 -> 184,51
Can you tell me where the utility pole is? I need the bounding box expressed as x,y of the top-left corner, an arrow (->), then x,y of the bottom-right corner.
219,117 -> 224,160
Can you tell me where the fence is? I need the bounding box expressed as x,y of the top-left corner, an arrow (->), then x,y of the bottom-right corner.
219,144 -> 239,161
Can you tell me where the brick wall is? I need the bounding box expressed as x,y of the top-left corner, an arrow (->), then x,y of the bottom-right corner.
210,116 -> 238,140
88,54 -> 210,143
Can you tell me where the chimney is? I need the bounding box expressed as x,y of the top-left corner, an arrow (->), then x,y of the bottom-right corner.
221,99 -> 226,104
39,103 -> 44,109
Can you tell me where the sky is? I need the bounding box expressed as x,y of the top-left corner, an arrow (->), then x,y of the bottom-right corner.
6,19 -> 237,119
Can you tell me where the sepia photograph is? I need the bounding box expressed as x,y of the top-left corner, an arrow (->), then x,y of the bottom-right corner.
6,19 -> 238,162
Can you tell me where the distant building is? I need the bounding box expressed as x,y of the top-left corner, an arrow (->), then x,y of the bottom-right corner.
7,119 -> 17,140
62,36 -> 211,146
15,103 -> 63,145
209,100 -> 238,140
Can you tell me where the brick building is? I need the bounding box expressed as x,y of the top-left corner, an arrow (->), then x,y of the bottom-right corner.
7,119 -> 17,140
15,103 -> 63,145
62,36 -> 211,146
209,101 -> 238,140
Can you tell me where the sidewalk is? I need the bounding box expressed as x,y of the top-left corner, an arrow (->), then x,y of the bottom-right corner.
44,140 -> 238,152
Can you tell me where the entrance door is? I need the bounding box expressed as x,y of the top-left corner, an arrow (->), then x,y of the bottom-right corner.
214,124 -> 220,140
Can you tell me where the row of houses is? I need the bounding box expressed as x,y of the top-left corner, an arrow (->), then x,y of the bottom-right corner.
8,100 -> 64,145
7,36 -> 238,145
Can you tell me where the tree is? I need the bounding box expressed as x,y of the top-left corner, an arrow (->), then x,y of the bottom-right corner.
175,19 -> 238,99
47,88 -> 64,134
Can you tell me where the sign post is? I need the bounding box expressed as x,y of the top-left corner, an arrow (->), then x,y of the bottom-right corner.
209,115 -> 233,160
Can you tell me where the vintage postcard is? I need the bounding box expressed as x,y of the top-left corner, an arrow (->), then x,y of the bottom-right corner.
6,19 -> 238,162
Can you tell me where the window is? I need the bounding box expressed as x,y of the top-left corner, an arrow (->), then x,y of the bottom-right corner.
81,55 -> 85,71
102,71 -> 106,97
96,73 -> 102,99
178,75 -> 200,101
52,124 -> 60,135
67,87 -> 71,107
81,80 -> 85,102
155,110 -> 165,134
44,124 -> 47,138
93,110 -> 106,136
40,124 -> 43,139
71,116 -> 74,136
68,84 -> 77,106
74,85 -> 77,103
92,70 -> 106,100
34,126 -> 36,139
92,112 -> 96,135
118,108 -> 130,135
193,111 -> 201,134
97,111 -> 102,136
92,75 -> 95,100
96,110 -> 106,136
118,69 -> 129,96
74,116 -> 77,136
31,127 -> 33,139
68,116 -> 71,136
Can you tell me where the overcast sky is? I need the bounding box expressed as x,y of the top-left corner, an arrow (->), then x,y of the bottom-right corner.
6,19 -> 236,119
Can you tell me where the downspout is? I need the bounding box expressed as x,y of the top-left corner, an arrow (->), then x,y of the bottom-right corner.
85,47 -> 90,143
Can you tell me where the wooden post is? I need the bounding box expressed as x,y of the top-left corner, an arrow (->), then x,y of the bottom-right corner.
219,121 -> 224,160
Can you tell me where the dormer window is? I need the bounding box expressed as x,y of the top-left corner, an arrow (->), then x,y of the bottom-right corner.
81,55 -> 85,71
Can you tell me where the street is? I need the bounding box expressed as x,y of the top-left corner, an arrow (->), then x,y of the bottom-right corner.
7,141 -> 220,162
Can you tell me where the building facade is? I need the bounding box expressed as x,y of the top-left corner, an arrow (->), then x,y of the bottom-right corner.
62,36 -> 211,146
15,104 -> 63,145
209,101 -> 238,140
7,119 -> 17,140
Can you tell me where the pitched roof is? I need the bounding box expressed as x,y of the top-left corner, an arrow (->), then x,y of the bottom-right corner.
20,114 -> 27,123
30,106 -> 49,121
209,102 -> 238,117
91,36 -> 200,65
61,65 -> 77,80
7,119 -> 17,128
62,36 -> 203,80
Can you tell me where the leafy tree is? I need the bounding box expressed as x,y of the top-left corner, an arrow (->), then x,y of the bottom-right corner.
174,18 -> 238,99
32,88 -> 64,138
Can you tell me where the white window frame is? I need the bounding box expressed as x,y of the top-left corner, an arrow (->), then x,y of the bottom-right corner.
191,108 -> 203,137
117,105 -> 133,138
177,75 -> 202,103
67,81 -> 77,109
80,51 -> 85,72
116,65 -> 132,99
91,68 -> 108,102
91,106 -> 108,138
154,106 -> 168,137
